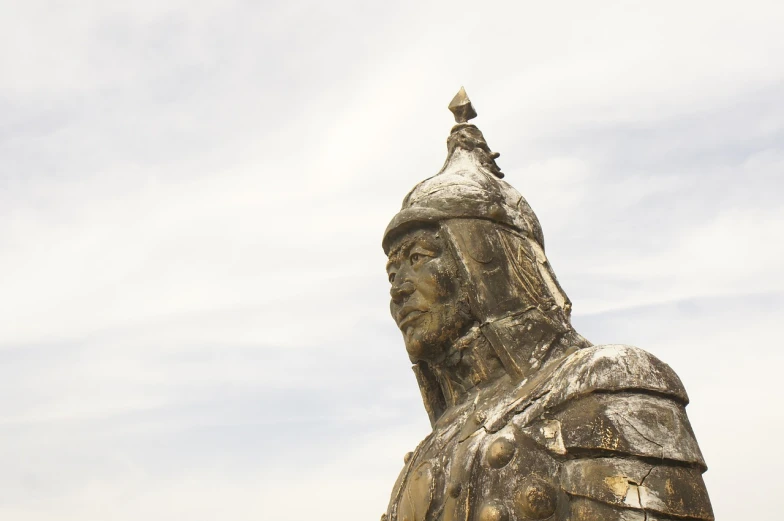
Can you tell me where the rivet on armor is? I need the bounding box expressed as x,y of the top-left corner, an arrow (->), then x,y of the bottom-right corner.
478,501 -> 508,521
447,482 -> 462,498
403,451 -> 413,463
486,437 -> 516,469
514,479 -> 557,519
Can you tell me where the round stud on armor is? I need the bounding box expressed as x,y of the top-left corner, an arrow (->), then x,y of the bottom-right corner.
403,451 -> 413,463
514,477 -> 557,519
486,437 -> 516,469
478,501 -> 508,521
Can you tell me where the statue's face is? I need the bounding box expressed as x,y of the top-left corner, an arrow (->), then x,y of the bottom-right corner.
386,226 -> 473,363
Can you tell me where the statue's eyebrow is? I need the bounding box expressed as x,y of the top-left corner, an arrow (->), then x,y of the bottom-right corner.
386,240 -> 414,271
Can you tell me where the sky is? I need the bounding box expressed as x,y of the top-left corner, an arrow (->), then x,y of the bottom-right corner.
1,0 -> 783,519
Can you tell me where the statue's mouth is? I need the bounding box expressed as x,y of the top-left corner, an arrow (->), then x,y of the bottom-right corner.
399,308 -> 426,329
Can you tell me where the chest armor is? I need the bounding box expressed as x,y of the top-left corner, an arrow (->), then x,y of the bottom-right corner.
383,345 -> 714,521
385,386 -> 566,521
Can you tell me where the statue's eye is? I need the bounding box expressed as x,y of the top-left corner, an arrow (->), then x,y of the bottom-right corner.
410,253 -> 421,264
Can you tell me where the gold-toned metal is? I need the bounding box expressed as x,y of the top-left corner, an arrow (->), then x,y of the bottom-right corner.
486,437 -> 516,469
380,91 -> 713,521
448,86 -> 477,123
514,478 -> 557,519
478,501 -> 508,521
396,462 -> 434,521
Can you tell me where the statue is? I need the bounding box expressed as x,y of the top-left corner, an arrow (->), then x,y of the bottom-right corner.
381,88 -> 713,521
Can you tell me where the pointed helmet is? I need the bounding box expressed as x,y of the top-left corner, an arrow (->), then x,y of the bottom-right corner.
383,89 -> 585,397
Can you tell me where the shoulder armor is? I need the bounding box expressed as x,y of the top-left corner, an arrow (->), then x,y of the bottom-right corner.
562,457 -> 714,520
545,392 -> 707,468
483,344 -> 689,436
545,344 -> 689,406
513,345 -> 706,467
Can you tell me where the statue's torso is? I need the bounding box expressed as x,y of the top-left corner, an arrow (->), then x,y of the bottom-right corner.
385,345 -> 714,521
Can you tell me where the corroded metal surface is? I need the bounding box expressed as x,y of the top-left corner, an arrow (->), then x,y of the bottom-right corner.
380,89 -> 713,521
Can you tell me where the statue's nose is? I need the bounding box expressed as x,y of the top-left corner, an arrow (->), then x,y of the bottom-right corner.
390,281 -> 415,303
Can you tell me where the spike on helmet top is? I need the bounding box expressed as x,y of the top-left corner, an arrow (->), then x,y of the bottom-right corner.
382,87 -> 545,254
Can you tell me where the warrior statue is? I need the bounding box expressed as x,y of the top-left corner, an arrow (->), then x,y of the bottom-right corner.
381,88 -> 713,521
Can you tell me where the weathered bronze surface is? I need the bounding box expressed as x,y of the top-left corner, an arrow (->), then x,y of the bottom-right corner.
381,89 -> 713,521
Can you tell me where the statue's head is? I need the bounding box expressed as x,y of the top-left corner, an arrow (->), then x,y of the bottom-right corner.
383,90 -> 588,422
385,225 -> 474,363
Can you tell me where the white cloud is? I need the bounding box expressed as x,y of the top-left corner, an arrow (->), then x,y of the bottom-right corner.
1,0 -> 782,519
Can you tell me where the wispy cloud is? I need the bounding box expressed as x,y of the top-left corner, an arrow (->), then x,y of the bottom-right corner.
1,1 -> 782,520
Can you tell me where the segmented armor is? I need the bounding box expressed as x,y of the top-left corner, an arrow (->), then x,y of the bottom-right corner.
381,89 -> 713,521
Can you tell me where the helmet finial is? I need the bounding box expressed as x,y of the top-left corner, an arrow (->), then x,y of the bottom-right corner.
448,86 -> 477,123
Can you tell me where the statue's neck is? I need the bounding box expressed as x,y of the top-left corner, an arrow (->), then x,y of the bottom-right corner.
428,326 -> 505,408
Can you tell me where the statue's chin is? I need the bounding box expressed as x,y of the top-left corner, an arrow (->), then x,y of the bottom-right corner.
404,332 -> 442,364
403,313 -> 473,364
404,338 -> 429,363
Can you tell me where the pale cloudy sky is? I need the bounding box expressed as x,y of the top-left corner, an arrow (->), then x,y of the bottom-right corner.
1,1 -> 783,519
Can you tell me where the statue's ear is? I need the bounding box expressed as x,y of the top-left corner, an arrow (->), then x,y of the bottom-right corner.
412,362 -> 447,428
